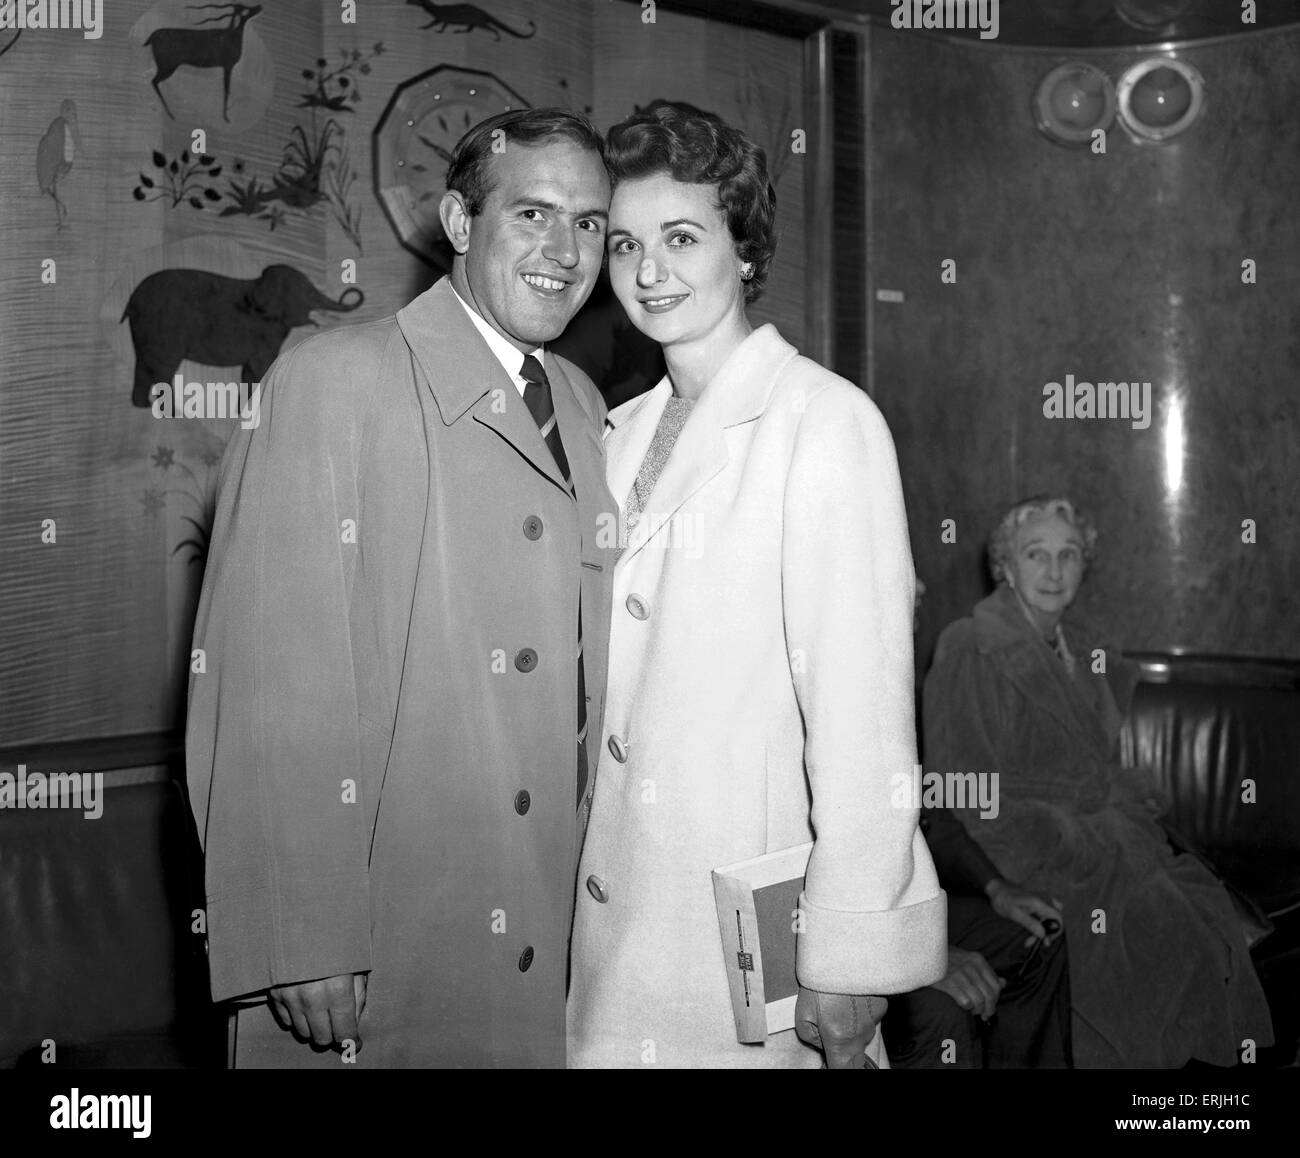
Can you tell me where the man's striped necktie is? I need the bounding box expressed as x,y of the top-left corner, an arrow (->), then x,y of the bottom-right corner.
520,354 -> 589,809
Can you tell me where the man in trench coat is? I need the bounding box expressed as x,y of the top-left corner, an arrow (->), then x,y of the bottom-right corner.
185,109 -> 616,1067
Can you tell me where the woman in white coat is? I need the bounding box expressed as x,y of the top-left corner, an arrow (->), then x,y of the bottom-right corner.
567,102 -> 947,1068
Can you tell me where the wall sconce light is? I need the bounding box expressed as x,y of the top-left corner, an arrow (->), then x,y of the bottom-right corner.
1033,62 -> 1117,146
1117,58 -> 1205,142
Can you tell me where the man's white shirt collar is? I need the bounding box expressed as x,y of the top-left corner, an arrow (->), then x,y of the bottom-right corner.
448,280 -> 542,398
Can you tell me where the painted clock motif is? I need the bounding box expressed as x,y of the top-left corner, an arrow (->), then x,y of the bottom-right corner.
373,65 -> 530,268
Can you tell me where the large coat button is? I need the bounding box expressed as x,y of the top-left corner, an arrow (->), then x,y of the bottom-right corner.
518,946 -> 534,972
514,790 -> 531,815
586,875 -> 609,903
625,594 -> 650,620
523,515 -> 543,540
515,648 -> 538,672
607,735 -> 628,763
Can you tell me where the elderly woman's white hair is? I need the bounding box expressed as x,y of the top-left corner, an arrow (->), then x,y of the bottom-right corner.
987,496 -> 1099,585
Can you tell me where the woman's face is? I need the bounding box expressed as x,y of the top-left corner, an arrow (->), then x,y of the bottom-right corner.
606,171 -> 748,347
1008,513 -> 1086,620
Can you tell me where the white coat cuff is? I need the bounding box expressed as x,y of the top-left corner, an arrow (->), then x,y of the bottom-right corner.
795,890 -> 948,996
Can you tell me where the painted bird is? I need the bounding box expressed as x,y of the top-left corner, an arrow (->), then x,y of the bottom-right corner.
37,100 -> 81,230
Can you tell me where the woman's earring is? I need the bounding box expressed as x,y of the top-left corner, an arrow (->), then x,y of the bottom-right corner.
740,263 -> 754,281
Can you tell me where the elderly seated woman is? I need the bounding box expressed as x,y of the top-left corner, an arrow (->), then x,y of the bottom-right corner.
922,495 -> 1273,1068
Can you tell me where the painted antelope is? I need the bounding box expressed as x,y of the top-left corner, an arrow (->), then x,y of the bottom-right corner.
143,3 -> 262,122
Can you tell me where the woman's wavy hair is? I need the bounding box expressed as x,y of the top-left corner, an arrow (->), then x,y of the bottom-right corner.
604,100 -> 777,304
987,496 -> 1099,585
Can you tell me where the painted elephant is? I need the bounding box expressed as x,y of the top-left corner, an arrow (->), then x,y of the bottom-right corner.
121,264 -> 364,406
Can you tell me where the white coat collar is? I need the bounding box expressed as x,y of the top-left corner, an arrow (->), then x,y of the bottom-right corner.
605,324 -> 798,564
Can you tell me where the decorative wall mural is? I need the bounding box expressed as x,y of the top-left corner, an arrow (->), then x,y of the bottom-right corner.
374,65 -> 528,268
120,265 -> 364,407
219,124 -> 343,229
193,45 -> 381,246
143,442 -> 223,570
130,1 -> 274,133
555,77 -> 593,117
143,2 -> 263,122
406,1 -> 536,40
299,42 -> 383,113
36,100 -> 80,230
133,148 -> 223,209
737,72 -> 796,188
323,131 -> 363,247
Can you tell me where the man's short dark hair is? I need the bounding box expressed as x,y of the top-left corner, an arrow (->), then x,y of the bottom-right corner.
604,100 -> 777,304
445,108 -> 606,218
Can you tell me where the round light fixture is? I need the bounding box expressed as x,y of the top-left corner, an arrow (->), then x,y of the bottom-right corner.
1117,57 -> 1205,143
1033,62 -> 1117,146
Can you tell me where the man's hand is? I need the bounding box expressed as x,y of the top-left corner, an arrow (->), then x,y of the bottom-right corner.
933,946 -> 1003,1020
794,987 -> 886,1069
985,877 -> 1064,949
269,972 -> 368,1053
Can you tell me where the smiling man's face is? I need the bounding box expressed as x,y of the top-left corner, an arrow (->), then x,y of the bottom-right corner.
445,138 -> 610,352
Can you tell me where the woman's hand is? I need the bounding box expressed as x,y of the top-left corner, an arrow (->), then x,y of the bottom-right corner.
794,988 -> 886,1068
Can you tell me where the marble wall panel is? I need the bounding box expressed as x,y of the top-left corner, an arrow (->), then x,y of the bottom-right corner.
866,27 -> 1300,665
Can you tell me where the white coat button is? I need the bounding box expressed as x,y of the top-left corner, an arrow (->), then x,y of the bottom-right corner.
608,735 -> 629,763
625,594 -> 650,620
586,875 -> 609,903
